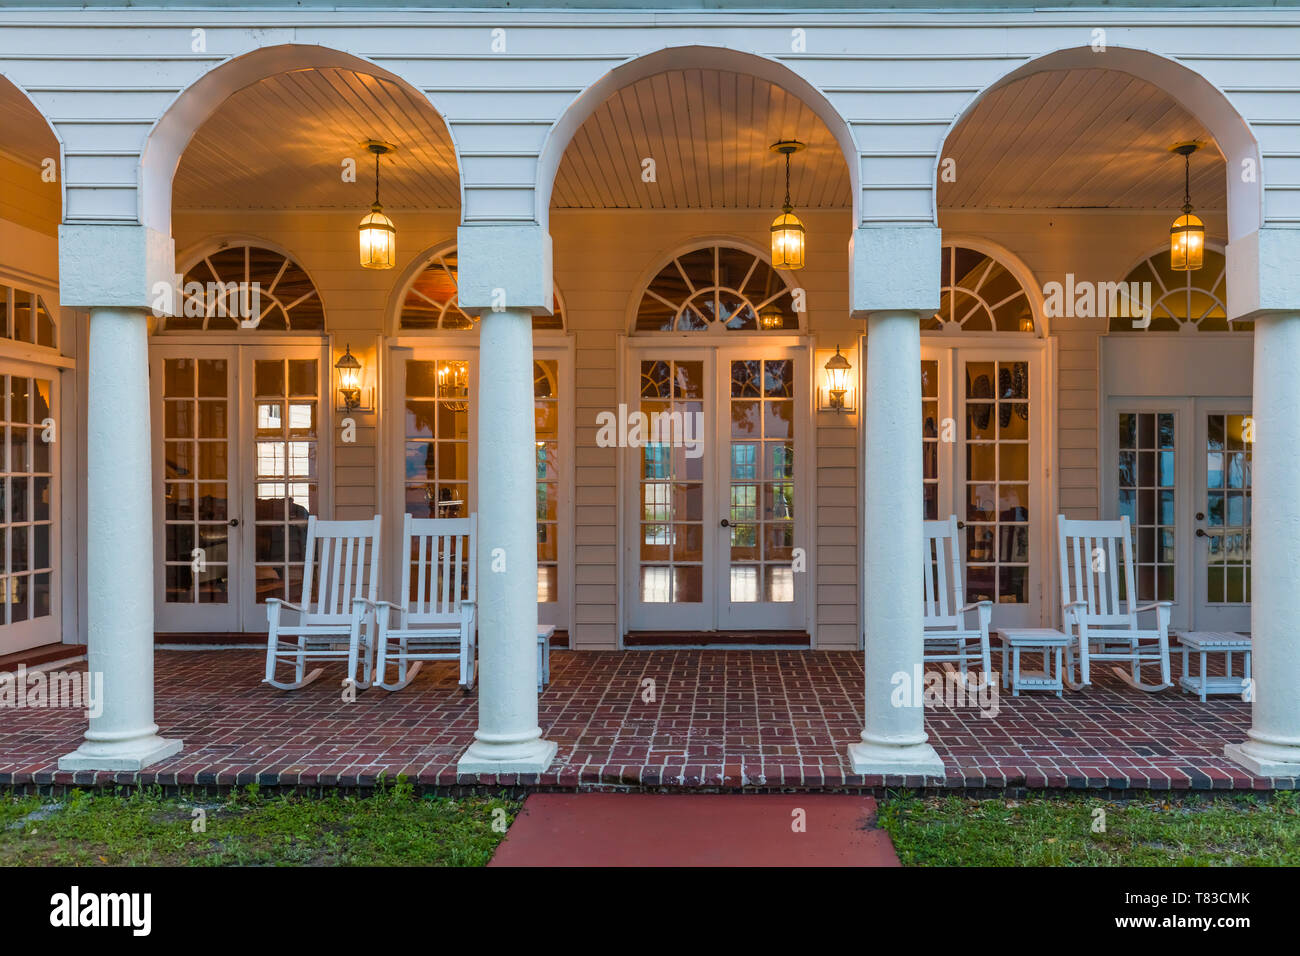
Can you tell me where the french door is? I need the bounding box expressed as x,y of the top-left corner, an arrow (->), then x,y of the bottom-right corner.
389,343 -> 571,630
151,342 -> 327,632
1193,404 -> 1252,630
624,344 -> 807,632
1107,397 -> 1252,632
0,361 -> 60,653
920,342 -> 1046,628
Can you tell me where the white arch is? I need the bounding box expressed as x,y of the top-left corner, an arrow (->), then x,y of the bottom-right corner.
139,43 -> 461,235
936,45 -> 1262,242
536,44 -> 860,229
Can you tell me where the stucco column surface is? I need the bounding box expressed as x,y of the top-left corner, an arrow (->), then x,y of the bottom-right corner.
848,309 -> 945,777
1224,311 -> 1300,776
456,307 -> 557,774
59,307 -> 182,771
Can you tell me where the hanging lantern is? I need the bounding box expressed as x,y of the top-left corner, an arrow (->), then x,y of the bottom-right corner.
770,140 -> 807,270
359,140 -> 397,270
1170,142 -> 1205,272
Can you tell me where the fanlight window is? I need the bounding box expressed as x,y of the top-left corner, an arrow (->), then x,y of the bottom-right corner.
0,284 -> 57,350
399,248 -> 564,331
635,245 -> 798,333
1109,249 -> 1234,332
167,245 -> 324,332
923,246 -> 1034,333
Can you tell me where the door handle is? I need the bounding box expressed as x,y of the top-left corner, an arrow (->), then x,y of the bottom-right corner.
719,519 -> 730,528
1196,528 -> 1207,538
229,518 -> 240,528
956,520 -> 965,529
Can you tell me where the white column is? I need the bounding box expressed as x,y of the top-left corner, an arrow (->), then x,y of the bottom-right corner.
60,307 -> 182,771
1225,311 -> 1300,775
847,309 -> 944,776
456,306 -> 557,774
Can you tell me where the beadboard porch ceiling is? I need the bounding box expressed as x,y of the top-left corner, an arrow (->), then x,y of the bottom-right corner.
0,63 -> 1227,216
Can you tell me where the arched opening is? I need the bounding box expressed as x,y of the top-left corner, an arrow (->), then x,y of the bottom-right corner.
938,46 -> 1257,634
149,46 -> 462,636
542,48 -> 855,646
0,74 -> 66,655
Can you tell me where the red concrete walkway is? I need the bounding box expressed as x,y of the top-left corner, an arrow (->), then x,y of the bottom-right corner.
489,793 -> 900,866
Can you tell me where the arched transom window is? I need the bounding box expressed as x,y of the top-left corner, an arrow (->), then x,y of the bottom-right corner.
1109,249 -> 1234,332
167,244 -> 324,332
399,247 -> 564,332
923,246 -> 1034,334
635,245 -> 799,333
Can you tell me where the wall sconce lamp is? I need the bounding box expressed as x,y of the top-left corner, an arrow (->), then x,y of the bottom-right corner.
817,345 -> 856,413
335,344 -> 364,414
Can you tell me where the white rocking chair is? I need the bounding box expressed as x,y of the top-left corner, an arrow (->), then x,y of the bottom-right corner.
923,515 -> 994,685
1057,514 -> 1173,692
263,515 -> 382,691
371,513 -> 478,692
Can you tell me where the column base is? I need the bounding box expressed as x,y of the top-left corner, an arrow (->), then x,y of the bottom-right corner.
59,735 -> 183,773
1224,741 -> 1300,778
457,738 -> 557,776
847,740 -> 946,777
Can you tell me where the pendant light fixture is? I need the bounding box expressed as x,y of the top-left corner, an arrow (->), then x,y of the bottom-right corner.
1169,142 -> 1205,272
359,140 -> 397,270
770,140 -> 807,270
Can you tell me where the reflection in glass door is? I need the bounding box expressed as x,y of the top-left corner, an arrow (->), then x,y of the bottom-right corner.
1195,407 -> 1252,631
633,358 -> 707,626
156,353 -> 237,630
720,355 -> 799,628
920,347 -> 1042,627
0,367 -> 58,653
248,355 -> 320,621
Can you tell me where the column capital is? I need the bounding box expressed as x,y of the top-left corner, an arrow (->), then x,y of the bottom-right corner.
58,224 -> 176,314
849,225 -> 941,318
1226,227 -> 1300,321
455,222 -> 554,315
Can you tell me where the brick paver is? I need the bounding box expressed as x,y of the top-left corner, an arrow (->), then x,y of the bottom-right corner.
0,649 -> 1292,791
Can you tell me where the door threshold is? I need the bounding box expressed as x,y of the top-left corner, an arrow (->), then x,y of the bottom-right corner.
0,643 -> 87,672
624,630 -> 810,649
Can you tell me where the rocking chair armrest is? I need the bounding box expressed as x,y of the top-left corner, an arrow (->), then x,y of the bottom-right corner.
266,598 -> 307,612
1133,601 -> 1174,630
958,600 -> 993,627
1132,601 -> 1174,612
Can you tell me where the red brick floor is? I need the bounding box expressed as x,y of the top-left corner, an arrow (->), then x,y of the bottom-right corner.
0,649 -> 1292,791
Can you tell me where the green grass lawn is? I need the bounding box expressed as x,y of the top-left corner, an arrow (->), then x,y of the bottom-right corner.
878,790 -> 1300,866
0,781 -> 519,866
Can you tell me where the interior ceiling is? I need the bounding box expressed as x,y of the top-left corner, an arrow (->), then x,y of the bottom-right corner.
942,68 -> 1227,211
164,65 -> 1227,215
174,67 -> 459,211
552,69 -> 852,209
0,77 -> 59,166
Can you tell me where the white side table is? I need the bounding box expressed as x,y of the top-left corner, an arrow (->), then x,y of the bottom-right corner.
996,628 -> 1072,697
1174,631 -> 1251,702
